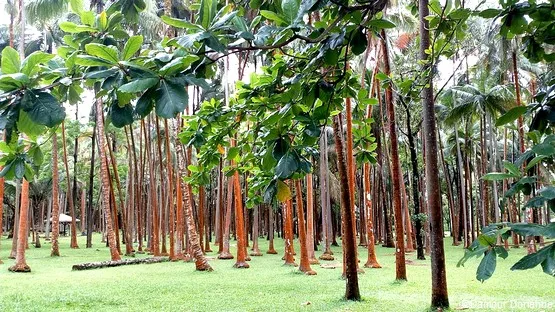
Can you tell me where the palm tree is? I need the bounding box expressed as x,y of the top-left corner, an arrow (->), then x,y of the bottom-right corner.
445,83 -> 515,231
50,131 -> 62,257
381,28 -> 406,281
419,0 -> 448,307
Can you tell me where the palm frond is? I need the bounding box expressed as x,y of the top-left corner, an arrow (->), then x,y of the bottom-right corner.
26,0 -> 68,26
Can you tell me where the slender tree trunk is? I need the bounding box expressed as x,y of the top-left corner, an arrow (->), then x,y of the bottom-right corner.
332,115 -> 360,300
267,205 -> 278,254
381,29 -> 407,281
61,122 -> 79,249
306,173 -> 318,264
95,98 -> 121,261
86,120 -> 96,248
364,163 -> 381,268
51,132 -> 61,257
420,0 -> 449,306
250,205 -> 262,256
283,185 -> 297,266
218,176 -> 234,259
9,181 -> 21,258
406,108 -> 425,259
294,179 -> 316,275
319,132 -> 334,260
231,138 -> 248,268
9,179 -> 31,272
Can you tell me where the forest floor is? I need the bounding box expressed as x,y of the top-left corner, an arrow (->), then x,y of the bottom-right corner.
0,235 -> 553,312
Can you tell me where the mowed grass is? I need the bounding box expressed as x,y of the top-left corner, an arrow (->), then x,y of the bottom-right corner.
0,234 -> 553,312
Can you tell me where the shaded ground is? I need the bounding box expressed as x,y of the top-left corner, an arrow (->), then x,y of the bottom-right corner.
0,235 -> 553,311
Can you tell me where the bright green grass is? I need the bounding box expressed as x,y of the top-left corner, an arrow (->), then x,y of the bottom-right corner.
0,234 -> 553,312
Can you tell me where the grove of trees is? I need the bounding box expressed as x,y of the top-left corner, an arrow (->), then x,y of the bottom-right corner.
0,0 -> 553,309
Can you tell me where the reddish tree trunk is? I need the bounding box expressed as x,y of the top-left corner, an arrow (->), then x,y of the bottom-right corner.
9,179 -> 31,272
295,180 -> 316,275
332,115 -> 360,300
364,163 -> 381,268
382,29 -> 407,281
232,138 -> 249,268
218,176 -> 234,259
51,132 -> 61,257
95,98 -> 121,261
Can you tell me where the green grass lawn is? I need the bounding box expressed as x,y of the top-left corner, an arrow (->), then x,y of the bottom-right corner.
0,234 -> 553,311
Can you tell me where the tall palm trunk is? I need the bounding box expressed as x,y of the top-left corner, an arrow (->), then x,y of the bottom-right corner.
9,181 -> 21,258
294,179 -> 316,275
61,122 -> 79,249
454,128 -> 468,247
345,96 -> 362,271
283,185 -> 297,266
51,132 -> 61,257
381,29 -> 406,281
164,119 -> 175,260
86,120 -> 96,248
267,205 -> 278,254
95,98 -> 121,261
231,138 -> 248,268
218,175 -> 234,259
363,163 -> 381,268
319,132 -> 334,260
332,115 -> 360,300
250,205 -> 262,256
306,172 -> 318,264
177,137 -> 212,270
9,179 -> 30,272
512,51 -> 534,254
420,0 -> 449,306
405,105 -> 425,259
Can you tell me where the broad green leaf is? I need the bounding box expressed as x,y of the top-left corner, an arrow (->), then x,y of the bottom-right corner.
367,18 -> 396,29
0,74 -> 29,91
540,244 -> 555,276
121,35 -> 143,61
159,55 -> 199,76
135,89 -> 155,117
511,244 -> 552,271
282,0 -> 300,24
502,161 -> 520,176
17,111 -> 46,139
69,0 -> 84,14
481,172 -> 518,181
260,10 -> 287,25
85,43 -> 119,64
80,11 -> 95,26
478,8 -> 500,18
1,47 -> 20,75
350,28 -> 367,56
110,103 -> 134,128
98,11 -> 108,30
75,55 -> 113,67
275,153 -> 298,179
59,21 -> 97,33
154,80 -> 188,118
525,155 -> 547,171
21,90 -> 66,127
477,249 -> 497,282
226,146 -> 240,160
276,179 -> 291,202
161,16 -> 204,30
118,77 -> 159,93
21,51 -> 55,76
199,0 -> 217,29
496,106 -> 527,127
532,142 -> 555,156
